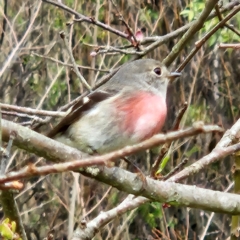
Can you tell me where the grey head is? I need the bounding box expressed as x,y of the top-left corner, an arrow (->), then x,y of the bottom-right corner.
101,58 -> 180,98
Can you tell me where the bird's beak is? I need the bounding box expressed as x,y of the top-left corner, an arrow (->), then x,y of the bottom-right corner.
168,72 -> 181,81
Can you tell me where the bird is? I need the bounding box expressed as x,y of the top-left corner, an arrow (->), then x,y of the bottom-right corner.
47,59 -> 181,154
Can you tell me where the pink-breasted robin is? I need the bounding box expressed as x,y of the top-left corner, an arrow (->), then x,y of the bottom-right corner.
47,59 -> 181,154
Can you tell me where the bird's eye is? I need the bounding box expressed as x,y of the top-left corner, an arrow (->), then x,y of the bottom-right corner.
154,67 -> 162,76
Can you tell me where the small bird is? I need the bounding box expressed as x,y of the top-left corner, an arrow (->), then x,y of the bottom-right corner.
47,59 -> 181,154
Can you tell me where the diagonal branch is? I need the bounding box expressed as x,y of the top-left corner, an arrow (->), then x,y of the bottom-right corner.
0,103 -> 65,117
1,119 -> 223,183
0,1 -> 42,78
72,161 -> 240,239
163,0 -> 219,67
168,118 -> 240,182
176,4 -> 240,72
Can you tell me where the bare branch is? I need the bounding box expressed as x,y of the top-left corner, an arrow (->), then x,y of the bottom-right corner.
31,52 -> 110,73
59,31 -> 92,91
0,103 -> 66,117
215,4 -> 240,37
1,119 -> 223,184
219,43 -> 240,49
168,118 -> 240,182
71,117 -> 240,239
72,166 -> 240,240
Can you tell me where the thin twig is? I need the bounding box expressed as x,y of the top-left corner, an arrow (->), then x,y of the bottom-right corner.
172,102 -> 189,131
199,182 -> 234,240
0,0 -> 7,46
0,182 -> 23,190
42,0 -> 129,39
0,1 -> 42,78
31,66 -> 65,128
218,43 -> 240,49
31,52 -> 110,73
0,103 -> 65,117
110,0 -> 140,50
83,187 -> 112,218
162,158 -> 189,180
215,4 -> 240,37
168,118 -> 240,182
59,31 -> 92,91
1,111 -> 46,123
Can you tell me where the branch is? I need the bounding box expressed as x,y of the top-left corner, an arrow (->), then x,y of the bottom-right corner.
1,119 -> 223,184
176,4 -> 240,72
219,43 -> 240,49
1,119 -> 239,239
72,117 -> 240,239
215,4 -> 240,37
1,111 -> 46,123
72,163 -> 240,239
110,0 -> 140,49
163,0 -> 219,67
168,118 -> 240,182
0,103 -> 65,117
59,31 -> 92,91
31,52 -> 110,73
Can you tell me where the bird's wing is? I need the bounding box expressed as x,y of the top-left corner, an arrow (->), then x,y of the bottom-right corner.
47,90 -> 112,138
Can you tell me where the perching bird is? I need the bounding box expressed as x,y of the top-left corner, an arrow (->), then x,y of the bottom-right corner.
47,59 -> 181,154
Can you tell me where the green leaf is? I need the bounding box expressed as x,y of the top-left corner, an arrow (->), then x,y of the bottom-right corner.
180,9 -> 190,16
0,218 -> 15,239
157,154 -> 170,173
185,145 -> 199,158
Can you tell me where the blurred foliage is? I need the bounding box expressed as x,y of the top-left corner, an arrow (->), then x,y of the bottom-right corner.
0,218 -> 21,240
181,0 -> 240,46
139,202 -> 163,228
180,0 -> 206,21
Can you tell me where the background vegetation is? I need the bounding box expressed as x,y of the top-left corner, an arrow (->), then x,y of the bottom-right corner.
0,0 -> 240,239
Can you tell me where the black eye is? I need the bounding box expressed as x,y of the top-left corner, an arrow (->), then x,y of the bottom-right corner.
154,67 -> 162,76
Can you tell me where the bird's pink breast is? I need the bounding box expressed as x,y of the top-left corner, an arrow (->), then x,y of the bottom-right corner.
115,91 -> 167,141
